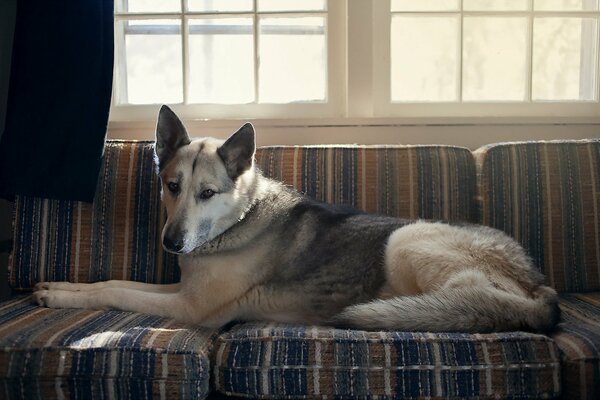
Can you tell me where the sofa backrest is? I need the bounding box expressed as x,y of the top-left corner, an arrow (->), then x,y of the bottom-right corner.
9,141 -> 477,290
9,141 -> 180,290
256,146 -> 476,220
475,139 -> 600,292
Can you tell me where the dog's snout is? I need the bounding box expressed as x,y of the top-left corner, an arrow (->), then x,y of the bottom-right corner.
163,233 -> 186,253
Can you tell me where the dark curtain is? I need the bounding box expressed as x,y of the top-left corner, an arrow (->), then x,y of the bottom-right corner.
0,1 -> 114,202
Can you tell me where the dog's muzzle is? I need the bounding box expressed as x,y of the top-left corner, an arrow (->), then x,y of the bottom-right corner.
163,235 -> 185,253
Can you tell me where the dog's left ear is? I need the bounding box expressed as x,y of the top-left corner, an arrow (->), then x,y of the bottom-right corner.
217,123 -> 256,180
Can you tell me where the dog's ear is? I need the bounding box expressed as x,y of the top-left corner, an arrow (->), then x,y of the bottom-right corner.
217,123 -> 256,180
155,105 -> 191,172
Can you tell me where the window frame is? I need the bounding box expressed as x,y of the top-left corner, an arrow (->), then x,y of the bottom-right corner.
109,0 -> 600,124
109,0 -> 347,122
372,0 -> 600,118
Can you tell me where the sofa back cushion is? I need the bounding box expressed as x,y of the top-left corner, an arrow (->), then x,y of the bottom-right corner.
9,141 -> 180,290
475,139 -> 600,292
256,146 -> 476,220
9,141 -> 476,290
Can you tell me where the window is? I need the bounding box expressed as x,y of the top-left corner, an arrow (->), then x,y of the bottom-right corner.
111,1 -> 600,122
111,0 -> 345,120
374,0 -> 600,117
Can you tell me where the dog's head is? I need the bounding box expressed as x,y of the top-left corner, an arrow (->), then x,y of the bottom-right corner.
154,105 -> 257,254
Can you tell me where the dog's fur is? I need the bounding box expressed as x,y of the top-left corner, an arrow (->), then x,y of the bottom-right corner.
33,106 -> 560,333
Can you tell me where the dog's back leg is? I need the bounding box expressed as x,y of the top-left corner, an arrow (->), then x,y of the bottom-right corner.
333,221 -> 560,333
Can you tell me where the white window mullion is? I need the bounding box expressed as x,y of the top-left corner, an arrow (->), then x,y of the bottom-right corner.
181,0 -> 189,104
597,14 -> 600,102
579,0 -> 598,100
371,0 -> 390,116
458,0 -> 464,102
526,0 -> 534,102
347,0 -> 373,117
115,18 -> 129,104
253,0 -> 259,104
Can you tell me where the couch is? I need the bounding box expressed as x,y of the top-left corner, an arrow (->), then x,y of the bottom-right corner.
0,139 -> 598,399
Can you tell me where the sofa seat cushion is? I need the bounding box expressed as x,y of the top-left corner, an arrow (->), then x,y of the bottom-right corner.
0,295 -> 218,400
552,293 -> 600,400
213,323 -> 561,399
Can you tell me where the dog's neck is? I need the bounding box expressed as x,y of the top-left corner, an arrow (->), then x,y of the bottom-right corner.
185,172 -> 300,256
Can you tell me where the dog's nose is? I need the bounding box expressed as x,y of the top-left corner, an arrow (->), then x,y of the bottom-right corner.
163,236 -> 185,253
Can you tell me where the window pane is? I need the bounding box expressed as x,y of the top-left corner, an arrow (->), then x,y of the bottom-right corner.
533,18 -> 598,100
258,0 -> 326,12
117,0 -> 180,13
259,17 -> 327,103
187,0 -> 253,12
120,20 -> 183,104
391,16 -> 459,102
391,0 -> 459,11
464,0 -> 529,10
463,17 -> 528,101
188,18 -> 254,104
535,0 -> 598,11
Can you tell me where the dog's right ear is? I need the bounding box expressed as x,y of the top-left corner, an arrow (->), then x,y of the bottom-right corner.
154,105 -> 191,172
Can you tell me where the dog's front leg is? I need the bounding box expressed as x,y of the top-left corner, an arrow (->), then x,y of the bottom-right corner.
33,288 -> 193,321
34,280 -> 181,294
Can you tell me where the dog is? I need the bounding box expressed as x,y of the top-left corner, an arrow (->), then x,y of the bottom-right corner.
33,105 -> 560,333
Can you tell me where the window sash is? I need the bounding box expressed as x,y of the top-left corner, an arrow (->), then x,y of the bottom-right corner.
110,0 -> 600,121
110,0 -> 346,121
374,0 -> 600,117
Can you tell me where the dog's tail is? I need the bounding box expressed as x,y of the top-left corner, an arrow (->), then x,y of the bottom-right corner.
334,285 -> 560,333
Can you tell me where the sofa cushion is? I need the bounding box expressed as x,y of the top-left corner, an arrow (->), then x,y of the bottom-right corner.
474,139 -> 600,292
10,142 -> 477,290
552,292 -> 600,400
0,295 -> 217,400
213,323 -> 561,399
9,141 -> 180,290
257,145 -> 477,221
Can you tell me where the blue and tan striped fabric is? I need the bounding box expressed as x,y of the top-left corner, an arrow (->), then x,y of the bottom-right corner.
0,295 -> 217,399
9,142 -> 477,290
475,139 -> 600,293
552,292 -> 600,400
257,145 -> 476,221
213,322 -> 561,399
9,141 -> 180,290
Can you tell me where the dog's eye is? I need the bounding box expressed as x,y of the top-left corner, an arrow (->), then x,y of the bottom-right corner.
167,182 -> 180,194
200,189 -> 215,199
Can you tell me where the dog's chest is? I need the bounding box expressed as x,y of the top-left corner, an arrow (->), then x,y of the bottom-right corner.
179,241 -> 273,294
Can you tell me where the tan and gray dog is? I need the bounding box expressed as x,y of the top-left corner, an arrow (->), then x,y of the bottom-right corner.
33,106 -> 560,333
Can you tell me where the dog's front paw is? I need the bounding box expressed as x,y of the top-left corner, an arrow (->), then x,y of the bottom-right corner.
32,290 -> 52,307
32,289 -> 72,309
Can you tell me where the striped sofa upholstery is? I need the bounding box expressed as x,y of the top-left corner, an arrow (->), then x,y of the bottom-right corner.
9,141 -> 180,290
216,145 -> 562,399
0,295 -> 216,400
475,140 -> 600,400
554,293 -> 600,400
256,145 -> 477,222
213,323 -> 561,399
9,143 -> 477,291
2,139 -> 598,399
474,139 -> 600,292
